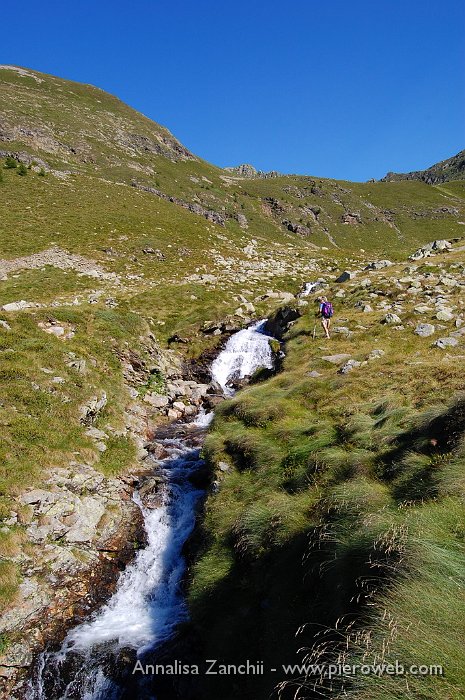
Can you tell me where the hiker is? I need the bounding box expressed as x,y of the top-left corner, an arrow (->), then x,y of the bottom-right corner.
317,296 -> 333,339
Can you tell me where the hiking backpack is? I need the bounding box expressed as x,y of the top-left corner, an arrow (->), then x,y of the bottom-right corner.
322,301 -> 334,318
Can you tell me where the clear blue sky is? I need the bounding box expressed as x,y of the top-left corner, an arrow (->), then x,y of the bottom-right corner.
3,0 -> 464,180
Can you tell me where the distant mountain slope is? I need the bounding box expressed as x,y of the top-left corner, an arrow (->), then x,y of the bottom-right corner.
381,148 -> 465,184
1,65 -> 465,261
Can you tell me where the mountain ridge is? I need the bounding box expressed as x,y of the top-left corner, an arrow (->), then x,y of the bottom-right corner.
381,148 -> 465,184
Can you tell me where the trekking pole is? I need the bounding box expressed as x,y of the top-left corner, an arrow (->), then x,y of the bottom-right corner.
313,324 -> 316,340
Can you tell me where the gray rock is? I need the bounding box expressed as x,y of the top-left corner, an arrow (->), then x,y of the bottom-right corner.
143,393 -> 169,408
415,323 -> 435,338
64,496 -> 107,543
218,461 -> 230,472
414,304 -> 431,314
382,313 -> 402,324
20,489 -> 56,506
409,239 -> 452,261
1,300 -> 34,311
85,427 -> 108,441
436,309 -> 454,321
79,393 -> 107,425
338,359 -> 361,374
434,337 -> 459,349
0,319 -> 11,330
364,260 -> 393,270
368,349 -> 385,360
321,354 -> 351,364
307,370 -> 322,378
67,358 -> 86,373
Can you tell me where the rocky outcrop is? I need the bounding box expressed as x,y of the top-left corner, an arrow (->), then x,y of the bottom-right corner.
381,148 -> 465,184
224,164 -> 281,178
130,182 -> 226,226
264,305 -> 301,339
409,239 -> 452,261
282,219 -> 311,236
118,131 -> 195,162
0,464 -> 148,697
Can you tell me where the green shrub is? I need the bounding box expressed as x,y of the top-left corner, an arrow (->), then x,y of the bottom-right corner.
4,156 -> 17,169
17,163 -> 28,176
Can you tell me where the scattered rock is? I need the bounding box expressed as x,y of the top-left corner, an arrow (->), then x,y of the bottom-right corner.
434,337 -> 459,349
342,212 -> 362,225
2,300 -> 36,312
321,354 -> 351,364
85,427 -> 108,441
143,393 -> 169,408
436,309 -> 454,322
338,359 -> 361,374
335,270 -> 356,283
409,239 -> 452,261
38,321 -> 75,340
415,323 -> 435,338
368,348 -> 385,360
79,393 -> 107,425
364,260 -> 393,270
382,313 -> 402,324
332,326 -> 353,336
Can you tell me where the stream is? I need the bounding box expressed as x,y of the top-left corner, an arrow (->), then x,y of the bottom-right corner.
26,321 -> 276,700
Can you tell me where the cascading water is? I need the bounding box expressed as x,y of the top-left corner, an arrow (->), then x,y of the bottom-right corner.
210,320 -> 275,395
299,281 -> 320,297
27,320 -> 278,700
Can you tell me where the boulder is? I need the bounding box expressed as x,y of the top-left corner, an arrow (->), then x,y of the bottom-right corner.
382,313 -> 402,324
2,300 -> 33,311
264,305 -> 300,339
335,270 -> 356,283
332,326 -> 353,336
144,393 -> 169,408
364,260 -> 393,271
79,393 -> 107,425
415,323 -> 435,338
434,337 -> 459,349
338,359 -> 361,374
436,309 -> 454,322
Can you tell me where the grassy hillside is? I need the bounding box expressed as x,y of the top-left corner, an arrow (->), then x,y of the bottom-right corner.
0,64 -> 464,687
188,249 -> 465,699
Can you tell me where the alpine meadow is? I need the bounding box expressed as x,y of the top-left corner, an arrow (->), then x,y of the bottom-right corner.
0,64 -> 464,700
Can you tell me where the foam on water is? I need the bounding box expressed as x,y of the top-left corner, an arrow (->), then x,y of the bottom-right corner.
210,320 -> 275,394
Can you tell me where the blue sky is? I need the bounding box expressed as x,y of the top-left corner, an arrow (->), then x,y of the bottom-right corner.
3,0 -> 464,180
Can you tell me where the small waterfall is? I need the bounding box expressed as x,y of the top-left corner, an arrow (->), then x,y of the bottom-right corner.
27,320 -> 278,700
210,320 -> 275,394
299,281 -> 320,297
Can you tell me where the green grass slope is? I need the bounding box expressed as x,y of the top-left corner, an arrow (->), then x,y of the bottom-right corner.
1,64 -> 464,659
187,251 -> 465,700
